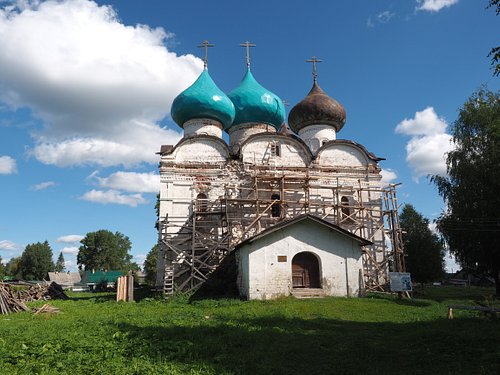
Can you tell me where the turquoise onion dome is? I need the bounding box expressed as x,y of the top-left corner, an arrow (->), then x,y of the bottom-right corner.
227,69 -> 286,129
171,69 -> 235,129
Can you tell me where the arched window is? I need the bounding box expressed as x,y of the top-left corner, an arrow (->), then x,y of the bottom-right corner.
196,193 -> 208,212
341,196 -> 350,219
271,193 -> 281,218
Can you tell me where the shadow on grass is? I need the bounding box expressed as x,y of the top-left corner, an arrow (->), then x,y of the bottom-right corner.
115,315 -> 500,375
365,293 -> 432,308
68,293 -> 116,302
412,286 -> 497,303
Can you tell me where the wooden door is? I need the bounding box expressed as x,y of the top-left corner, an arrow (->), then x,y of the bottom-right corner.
292,252 -> 320,288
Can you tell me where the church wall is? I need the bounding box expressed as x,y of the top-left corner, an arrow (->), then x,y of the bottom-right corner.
237,220 -> 363,300
172,138 -> 229,164
298,124 -> 337,154
241,138 -> 310,167
228,123 -> 275,147
183,119 -> 223,138
316,144 -> 369,167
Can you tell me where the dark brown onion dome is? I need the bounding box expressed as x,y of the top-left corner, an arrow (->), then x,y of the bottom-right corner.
288,82 -> 346,133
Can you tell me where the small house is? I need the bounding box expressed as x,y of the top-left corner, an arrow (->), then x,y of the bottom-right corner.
81,270 -> 124,291
235,214 -> 371,300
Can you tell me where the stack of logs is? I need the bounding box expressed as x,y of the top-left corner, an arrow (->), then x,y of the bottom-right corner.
0,282 -> 29,314
0,282 -> 68,315
17,282 -> 69,302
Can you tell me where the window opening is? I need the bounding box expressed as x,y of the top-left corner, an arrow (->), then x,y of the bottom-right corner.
341,196 -> 350,219
196,193 -> 208,212
271,193 -> 281,218
270,143 -> 281,157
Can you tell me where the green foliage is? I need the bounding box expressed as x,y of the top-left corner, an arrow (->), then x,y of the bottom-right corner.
19,241 -> 54,280
5,256 -> 22,279
55,252 -> 65,273
0,287 -> 498,374
432,88 -> 500,295
487,1 -> 500,76
144,244 -> 158,286
77,230 -> 132,271
154,192 -> 160,230
400,204 -> 445,283
0,256 -> 5,279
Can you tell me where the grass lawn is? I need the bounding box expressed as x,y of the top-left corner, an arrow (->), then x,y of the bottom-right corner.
0,286 -> 499,374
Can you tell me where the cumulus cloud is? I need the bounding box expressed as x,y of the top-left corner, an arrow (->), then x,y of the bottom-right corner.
80,189 -> 147,207
133,253 -> 146,265
30,181 -> 56,191
396,107 -> 454,181
416,0 -> 459,12
0,155 -> 17,174
63,259 -> 77,271
0,240 -> 21,250
380,169 -> 398,186
56,234 -> 84,243
92,171 -> 160,193
61,246 -> 79,255
0,0 -> 201,167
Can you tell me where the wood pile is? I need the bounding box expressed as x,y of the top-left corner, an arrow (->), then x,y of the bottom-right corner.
16,282 -> 69,302
0,282 -> 30,315
33,304 -> 61,315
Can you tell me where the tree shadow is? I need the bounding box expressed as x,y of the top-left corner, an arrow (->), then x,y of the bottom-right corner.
113,315 -> 500,374
364,293 -> 432,307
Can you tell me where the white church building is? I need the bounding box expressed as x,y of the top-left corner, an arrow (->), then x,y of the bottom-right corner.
156,44 -> 404,299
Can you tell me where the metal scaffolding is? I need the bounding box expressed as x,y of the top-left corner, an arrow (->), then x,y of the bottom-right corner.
158,165 -> 404,295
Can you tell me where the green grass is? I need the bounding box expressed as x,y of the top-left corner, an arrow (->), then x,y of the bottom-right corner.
0,286 -> 499,374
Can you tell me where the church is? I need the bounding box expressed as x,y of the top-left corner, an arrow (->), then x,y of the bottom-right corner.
156,42 -> 404,299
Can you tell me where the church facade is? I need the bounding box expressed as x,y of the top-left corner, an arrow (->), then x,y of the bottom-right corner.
156,46 -> 404,299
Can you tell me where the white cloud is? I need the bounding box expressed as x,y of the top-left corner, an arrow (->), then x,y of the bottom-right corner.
0,0 -> 201,167
30,181 -> 56,191
92,171 -> 160,193
80,189 -> 147,207
395,107 -> 454,181
367,10 -> 395,27
63,259 -> 77,271
56,234 -> 84,243
0,155 -> 17,174
380,169 -> 398,186
377,11 -> 395,23
0,240 -> 21,250
61,246 -> 79,255
428,222 -> 438,234
416,0 -> 459,12
395,107 -> 447,136
133,253 -> 146,265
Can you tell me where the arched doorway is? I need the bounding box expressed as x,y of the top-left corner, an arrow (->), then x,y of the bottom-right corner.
292,252 -> 321,288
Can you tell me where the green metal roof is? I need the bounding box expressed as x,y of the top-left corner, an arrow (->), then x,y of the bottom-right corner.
171,69 -> 235,129
82,270 -> 125,284
227,69 -> 285,129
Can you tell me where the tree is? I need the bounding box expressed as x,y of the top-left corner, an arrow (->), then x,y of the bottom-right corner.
487,1 -> 500,76
400,204 -> 445,284
143,245 -> 158,286
77,230 -> 133,271
432,88 -> 500,295
0,256 -> 5,279
19,241 -> 55,280
5,256 -> 22,279
55,252 -> 65,272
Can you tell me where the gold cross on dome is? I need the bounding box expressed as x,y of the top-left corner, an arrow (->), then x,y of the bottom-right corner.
240,41 -> 256,69
197,40 -> 214,69
306,56 -> 323,82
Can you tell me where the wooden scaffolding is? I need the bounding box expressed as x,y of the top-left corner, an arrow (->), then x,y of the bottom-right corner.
158,167 -> 404,295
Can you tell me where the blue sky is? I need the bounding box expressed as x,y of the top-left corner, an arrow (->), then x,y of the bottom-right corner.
0,0 -> 498,272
